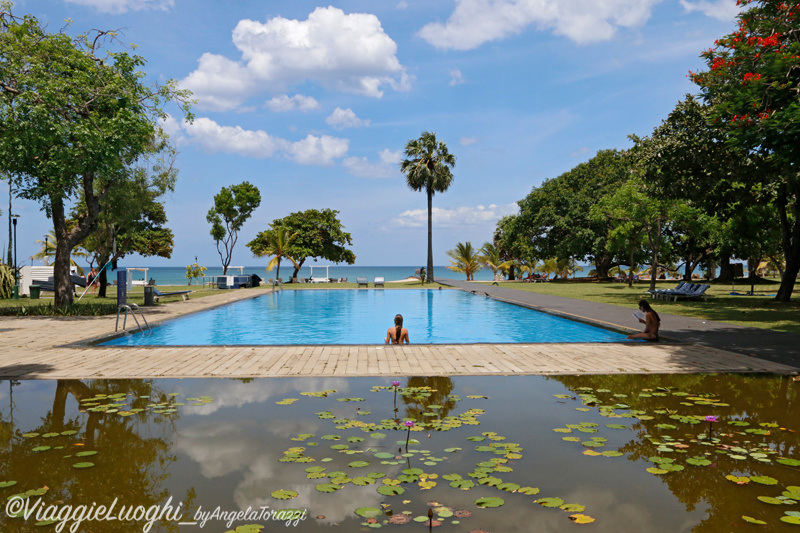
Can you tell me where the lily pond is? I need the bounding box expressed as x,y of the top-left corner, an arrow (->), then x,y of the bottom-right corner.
0,374 -> 798,532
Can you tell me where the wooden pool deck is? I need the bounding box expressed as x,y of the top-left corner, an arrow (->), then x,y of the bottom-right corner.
0,287 -> 797,380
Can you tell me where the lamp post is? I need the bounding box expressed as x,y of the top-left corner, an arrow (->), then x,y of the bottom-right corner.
10,214 -> 19,286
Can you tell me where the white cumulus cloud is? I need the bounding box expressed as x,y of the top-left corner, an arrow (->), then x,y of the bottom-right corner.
418,0 -> 661,50
393,203 -> 519,228
178,116 -> 348,165
265,94 -> 320,112
342,149 -> 401,178
449,69 -> 465,86
65,0 -> 173,14
680,0 -> 740,21
326,108 -> 371,130
182,6 -> 411,111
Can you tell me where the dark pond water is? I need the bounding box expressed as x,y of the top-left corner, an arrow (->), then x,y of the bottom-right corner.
0,375 -> 798,532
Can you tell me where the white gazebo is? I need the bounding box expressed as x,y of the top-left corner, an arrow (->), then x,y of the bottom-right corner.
310,265 -> 331,283
126,267 -> 149,290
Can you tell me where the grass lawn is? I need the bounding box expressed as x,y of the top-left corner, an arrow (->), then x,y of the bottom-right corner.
0,281 -> 450,315
480,277 -> 800,335
0,285 -> 222,315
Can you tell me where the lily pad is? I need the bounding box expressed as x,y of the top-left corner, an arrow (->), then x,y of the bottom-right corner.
741,516 -> 767,525
475,497 -> 505,508
315,483 -> 342,493
751,476 -> 778,486
73,462 -> 95,469
569,514 -> 595,524
0,481 -> 18,488
377,485 -> 405,496
757,496 -> 784,505
536,497 -> 565,508
355,507 -> 382,518
271,490 -> 298,500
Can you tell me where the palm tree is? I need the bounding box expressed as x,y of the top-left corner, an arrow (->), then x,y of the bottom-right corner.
400,131 -> 456,283
479,242 -> 513,280
535,258 -> 558,279
446,241 -> 483,281
248,225 -> 299,282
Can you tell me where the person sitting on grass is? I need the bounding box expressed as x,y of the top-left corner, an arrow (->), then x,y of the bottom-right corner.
385,314 -> 410,344
628,300 -> 660,341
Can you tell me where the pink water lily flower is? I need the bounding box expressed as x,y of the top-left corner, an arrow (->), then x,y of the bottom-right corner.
705,416 -> 719,423
404,420 -> 415,427
392,381 -> 401,387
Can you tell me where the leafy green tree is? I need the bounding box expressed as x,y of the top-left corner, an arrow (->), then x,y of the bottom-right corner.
593,177 -> 678,291
247,225 -> 299,282
0,8 -> 191,306
76,148 -> 177,297
269,208 -> 356,280
185,263 -> 207,285
691,0 -> 800,300
513,150 -> 630,278
629,96 -> 761,282
400,131 -> 456,283
493,215 -> 534,280
446,241 -> 483,281
206,181 -> 261,275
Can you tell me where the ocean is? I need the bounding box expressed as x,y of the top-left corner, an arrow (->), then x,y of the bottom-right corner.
109,264 -> 597,286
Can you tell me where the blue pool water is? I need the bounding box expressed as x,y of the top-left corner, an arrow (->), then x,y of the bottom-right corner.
101,289 -> 627,346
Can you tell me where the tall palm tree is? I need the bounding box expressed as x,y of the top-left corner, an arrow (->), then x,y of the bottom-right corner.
400,131 -> 455,283
248,225 -> 299,282
446,241 -> 483,281
535,258 -> 558,279
479,242 -> 513,280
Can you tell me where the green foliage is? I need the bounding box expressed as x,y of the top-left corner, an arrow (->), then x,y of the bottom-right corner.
0,302 -> 118,316
400,131 -> 456,282
479,242 -> 513,279
268,209 -> 355,279
185,263 -> 207,285
0,8 -> 192,307
513,150 -> 630,278
0,262 -> 12,299
446,242 -> 483,281
691,0 -> 800,300
247,225 -> 299,282
207,182 -> 261,274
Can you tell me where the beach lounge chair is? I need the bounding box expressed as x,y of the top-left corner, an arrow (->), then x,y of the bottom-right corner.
374,277 -> 385,288
673,284 -> 711,301
357,277 -> 369,287
659,283 -> 703,301
153,288 -> 191,301
648,282 -> 687,298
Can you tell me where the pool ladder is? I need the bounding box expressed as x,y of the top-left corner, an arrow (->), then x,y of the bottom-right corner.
116,303 -> 152,334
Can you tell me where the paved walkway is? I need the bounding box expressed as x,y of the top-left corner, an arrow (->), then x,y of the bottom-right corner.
438,278 -> 800,369
0,284 -> 796,380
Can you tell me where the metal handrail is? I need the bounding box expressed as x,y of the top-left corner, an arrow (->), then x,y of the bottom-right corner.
115,303 -> 152,334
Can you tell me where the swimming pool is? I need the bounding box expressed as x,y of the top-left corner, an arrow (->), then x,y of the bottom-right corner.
100,289 -> 627,346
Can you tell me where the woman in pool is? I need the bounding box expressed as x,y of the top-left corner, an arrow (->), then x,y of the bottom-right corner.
385,314 -> 410,344
628,300 -> 660,341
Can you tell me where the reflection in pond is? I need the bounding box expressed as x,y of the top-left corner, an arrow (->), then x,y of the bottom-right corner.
0,375 -> 797,532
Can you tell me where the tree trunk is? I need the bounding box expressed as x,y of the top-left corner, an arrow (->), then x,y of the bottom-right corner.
775,183 -> 800,302
595,253 -> 614,279
427,187 -> 434,283
52,197 -> 75,308
648,218 -> 661,293
717,254 -> 734,282
507,265 -> 516,280
628,246 -> 635,288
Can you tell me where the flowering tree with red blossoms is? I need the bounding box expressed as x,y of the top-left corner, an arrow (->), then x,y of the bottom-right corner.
691,0 -> 800,301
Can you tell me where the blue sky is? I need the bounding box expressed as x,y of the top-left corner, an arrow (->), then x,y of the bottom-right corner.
4,0 -> 740,269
